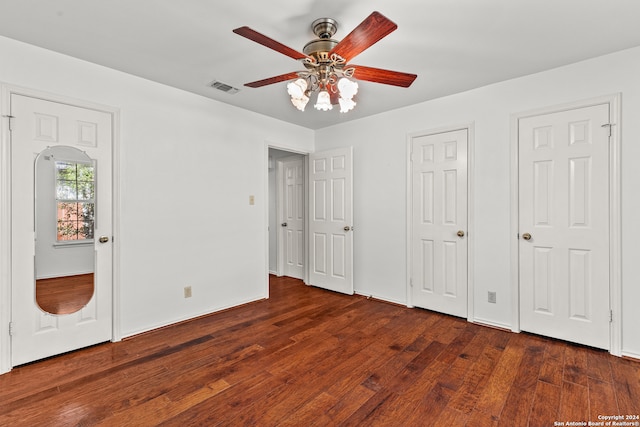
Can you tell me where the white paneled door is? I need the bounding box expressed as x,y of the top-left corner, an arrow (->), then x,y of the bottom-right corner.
10,94 -> 113,366
411,129 -> 468,318
308,147 -> 353,295
518,103 -> 610,349
280,156 -> 304,279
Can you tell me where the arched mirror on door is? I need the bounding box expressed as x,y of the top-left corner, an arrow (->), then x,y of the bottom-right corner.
35,146 -> 95,315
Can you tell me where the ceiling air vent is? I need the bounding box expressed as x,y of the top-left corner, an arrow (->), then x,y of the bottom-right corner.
209,80 -> 240,94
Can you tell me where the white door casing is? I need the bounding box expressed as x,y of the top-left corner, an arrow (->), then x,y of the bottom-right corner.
10,93 -> 113,366
308,147 -> 353,295
280,156 -> 304,279
518,103 -> 610,350
410,129 -> 468,318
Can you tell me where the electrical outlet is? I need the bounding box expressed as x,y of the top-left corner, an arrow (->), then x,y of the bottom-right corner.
184,286 -> 192,298
488,291 -> 496,304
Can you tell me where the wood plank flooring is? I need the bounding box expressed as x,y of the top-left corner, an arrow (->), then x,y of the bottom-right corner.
1,275 -> 638,426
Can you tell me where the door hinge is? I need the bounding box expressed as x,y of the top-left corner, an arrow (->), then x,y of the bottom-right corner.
609,310 -> 613,323
409,278 -> 413,288
601,123 -> 614,137
2,115 -> 15,131
9,322 -> 14,336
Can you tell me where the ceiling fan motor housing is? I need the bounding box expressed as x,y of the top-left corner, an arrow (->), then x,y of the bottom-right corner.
311,17 -> 338,39
303,18 -> 342,65
303,39 -> 339,61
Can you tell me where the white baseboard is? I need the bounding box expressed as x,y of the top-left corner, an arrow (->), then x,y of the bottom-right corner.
621,350 -> 640,361
354,291 -> 406,307
471,316 -> 514,331
121,296 -> 265,340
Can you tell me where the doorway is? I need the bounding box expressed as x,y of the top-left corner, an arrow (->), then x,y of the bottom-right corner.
266,145 -> 355,296
268,148 -> 306,280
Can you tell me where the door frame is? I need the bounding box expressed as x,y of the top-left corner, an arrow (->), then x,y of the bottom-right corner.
264,142 -> 310,297
0,84 -> 122,374
406,123 -> 475,322
509,94 -> 621,356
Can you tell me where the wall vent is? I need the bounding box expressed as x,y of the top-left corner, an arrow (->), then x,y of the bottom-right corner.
209,80 -> 240,94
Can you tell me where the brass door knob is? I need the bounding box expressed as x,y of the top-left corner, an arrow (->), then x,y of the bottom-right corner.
457,230 -> 465,237
344,226 -> 351,232
522,233 -> 532,241
98,236 -> 109,243
281,223 -> 287,227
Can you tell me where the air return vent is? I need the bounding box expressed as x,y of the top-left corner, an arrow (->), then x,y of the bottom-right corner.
209,80 -> 240,94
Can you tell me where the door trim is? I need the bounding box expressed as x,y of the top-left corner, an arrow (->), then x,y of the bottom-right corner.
0,84 -> 122,374
406,123 -> 475,322
509,94 -> 621,356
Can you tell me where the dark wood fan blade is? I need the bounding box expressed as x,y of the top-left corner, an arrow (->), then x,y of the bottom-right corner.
349,65 -> 417,88
233,26 -> 308,61
329,11 -> 397,62
244,72 -> 301,88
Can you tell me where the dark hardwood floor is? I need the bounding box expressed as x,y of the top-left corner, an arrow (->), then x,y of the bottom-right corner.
1,275 -> 638,426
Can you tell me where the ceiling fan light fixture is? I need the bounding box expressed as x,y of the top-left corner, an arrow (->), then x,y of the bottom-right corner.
287,79 -> 310,111
291,94 -> 310,111
287,78 -> 307,98
338,96 -> 356,113
234,12 -> 417,115
314,90 -> 333,111
338,78 -> 358,100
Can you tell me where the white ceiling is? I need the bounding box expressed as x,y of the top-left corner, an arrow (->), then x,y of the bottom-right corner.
1,0 -> 640,130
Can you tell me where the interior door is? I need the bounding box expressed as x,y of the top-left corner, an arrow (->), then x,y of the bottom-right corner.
411,129 -> 468,317
518,103 -> 610,349
281,156 -> 304,279
10,93 -> 113,366
308,147 -> 353,295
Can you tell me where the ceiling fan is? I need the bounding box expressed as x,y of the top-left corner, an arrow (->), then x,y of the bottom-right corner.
233,11 -> 417,113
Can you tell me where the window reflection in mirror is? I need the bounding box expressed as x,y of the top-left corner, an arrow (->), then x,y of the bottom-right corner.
55,161 -> 95,241
35,146 -> 95,315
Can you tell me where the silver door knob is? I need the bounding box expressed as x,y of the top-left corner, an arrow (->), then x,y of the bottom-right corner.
457,230 -> 465,237
522,233 -> 532,241
281,223 -> 287,227
98,236 -> 109,243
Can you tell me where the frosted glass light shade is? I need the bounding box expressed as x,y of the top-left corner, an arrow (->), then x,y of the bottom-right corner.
337,78 -> 358,100
290,94 -> 309,111
287,79 -> 309,111
287,79 -> 307,98
338,97 -> 356,113
314,90 -> 333,111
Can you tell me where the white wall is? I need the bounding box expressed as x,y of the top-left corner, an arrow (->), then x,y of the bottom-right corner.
0,36 -> 314,341
315,46 -> 640,358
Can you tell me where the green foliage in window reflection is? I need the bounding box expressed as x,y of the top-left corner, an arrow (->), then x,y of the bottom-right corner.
55,161 -> 95,241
